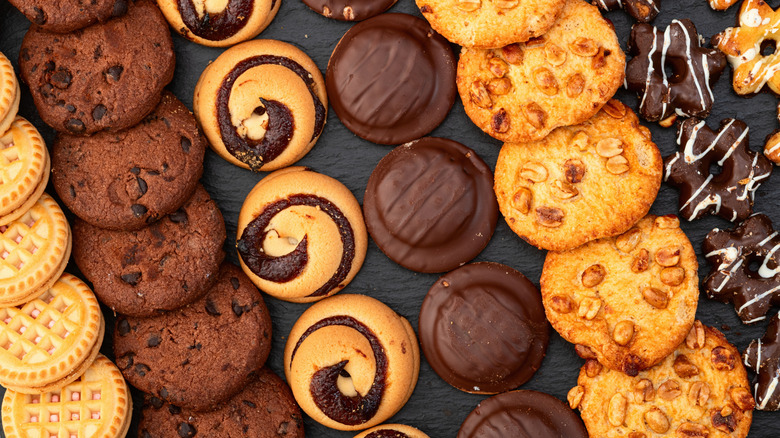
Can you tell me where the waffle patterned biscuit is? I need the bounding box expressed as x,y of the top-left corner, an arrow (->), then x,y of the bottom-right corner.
2,354 -> 132,438
157,0 -> 279,47
355,424 -> 430,438
0,51 -> 20,136
494,100 -> 662,252
0,117 -> 49,225
0,193 -> 71,307
710,0 -> 739,10
744,313 -> 780,411
542,215 -> 699,376
594,0 -> 660,22
569,323 -> 754,438
457,0 -> 625,143
0,274 -> 104,393
416,0 -> 565,49
284,294 -> 420,431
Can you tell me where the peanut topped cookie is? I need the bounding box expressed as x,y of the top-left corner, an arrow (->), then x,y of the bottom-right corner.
457,0 -> 625,143
569,323 -> 754,438
541,215 -> 699,376
494,100 -> 662,252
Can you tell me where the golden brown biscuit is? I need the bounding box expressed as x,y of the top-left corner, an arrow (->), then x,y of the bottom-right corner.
284,294 -> 420,431
541,215 -> 699,376
0,117 -> 49,225
456,0 -> 625,143
494,100 -> 662,252
0,52 -> 19,137
710,0 -> 738,10
355,424 -> 430,438
416,0 -> 565,49
568,323 -> 754,438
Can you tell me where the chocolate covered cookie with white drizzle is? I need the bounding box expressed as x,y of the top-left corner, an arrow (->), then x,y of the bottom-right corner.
744,313 -> 780,410
594,0 -> 660,22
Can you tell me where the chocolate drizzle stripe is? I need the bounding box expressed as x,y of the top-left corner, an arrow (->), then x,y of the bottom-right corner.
177,0 -> 255,40
290,315 -> 387,425
237,193 -> 355,297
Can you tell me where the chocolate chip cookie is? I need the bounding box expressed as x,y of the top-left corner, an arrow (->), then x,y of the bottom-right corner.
8,0 -> 127,33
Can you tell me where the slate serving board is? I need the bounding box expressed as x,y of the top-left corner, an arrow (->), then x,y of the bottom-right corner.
2,0 -> 780,436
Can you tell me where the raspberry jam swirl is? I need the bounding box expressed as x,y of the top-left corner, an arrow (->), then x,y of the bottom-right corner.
177,0 -> 255,40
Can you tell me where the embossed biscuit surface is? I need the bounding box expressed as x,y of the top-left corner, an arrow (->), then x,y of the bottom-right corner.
0,117 -> 49,222
0,51 -> 19,136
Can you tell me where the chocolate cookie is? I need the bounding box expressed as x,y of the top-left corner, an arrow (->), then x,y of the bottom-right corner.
326,13 -> 456,145
73,185 -> 226,317
139,367 -> 304,437
18,0 -> 175,135
363,137 -> 497,273
305,0 -> 396,20
419,262 -> 549,394
457,390 -> 588,438
8,0 -> 127,33
53,91 -> 206,230
114,263 -> 271,411
744,313 -> 780,411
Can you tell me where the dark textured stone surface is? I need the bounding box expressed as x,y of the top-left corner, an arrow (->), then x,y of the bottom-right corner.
2,0 -> 780,436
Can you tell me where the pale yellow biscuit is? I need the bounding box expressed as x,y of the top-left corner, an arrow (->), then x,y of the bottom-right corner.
0,117 -> 49,223
0,52 -> 19,136
456,0 -> 625,143
569,323 -> 754,438
541,215 -> 699,376
355,424 -> 430,438
494,100 -> 662,252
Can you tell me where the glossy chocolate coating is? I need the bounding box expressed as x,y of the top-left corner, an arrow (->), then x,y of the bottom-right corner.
457,390 -> 587,438
366,431 -> 409,438
745,313 -> 780,410
363,137 -> 497,273
177,0 -> 253,41
419,263 -> 549,394
237,193 -> 356,297
704,214 -> 780,323
303,0 -> 396,21
291,315 -> 387,426
595,0 -> 660,22
326,13 -> 455,145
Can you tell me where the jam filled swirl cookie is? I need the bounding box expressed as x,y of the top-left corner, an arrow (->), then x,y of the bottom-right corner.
237,167 -> 367,302
194,40 -> 327,172
284,294 -> 420,431
355,424 -> 430,438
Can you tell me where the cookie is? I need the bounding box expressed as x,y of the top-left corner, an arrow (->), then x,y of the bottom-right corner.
418,262 -> 548,394
665,118 -> 772,223
237,167 -> 367,302
457,0 -> 625,143
284,294 -> 420,431
0,193 -> 71,307
157,0 -> 279,47
541,215 -> 699,376
458,390 -> 588,438
494,100 -> 662,252
569,323 -> 754,438
355,424 -> 430,438
0,51 -> 20,136
703,213 -> 780,324
114,263 -> 272,411
8,0 -> 127,33
305,0 -> 395,20
626,19 -> 727,125
52,91 -> 206,231
765,119 -> 780,164
744,313 -> 780,411
326,13 -> 456,145
2,354 -> 132,438
18,0 -> 175,135
0,117 -> 50,226
594,0 -> 660,22
710,0 -> 738,10
417,0 -> 564,49
363,137 -> 497,273
194,39 -> 326,172
138,367 -> 304,438
0,274 -> 104,394
73,185 -> 225,317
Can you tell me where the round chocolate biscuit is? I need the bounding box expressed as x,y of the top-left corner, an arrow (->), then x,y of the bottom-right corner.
8,0 -> 127,33
139,367 -> 303,438
303,0 -> 396,21
326,13 -> 456,145
114,263 -> 272,412
18,0 -> 174,135
363,137 -> 497,273
419,262 -> 549,394
53,91 -> 206,231
73,185 -> 226,317
457,390 -> 588,438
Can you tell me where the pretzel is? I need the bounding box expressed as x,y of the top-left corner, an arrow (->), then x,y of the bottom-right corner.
593,0 -> 660,22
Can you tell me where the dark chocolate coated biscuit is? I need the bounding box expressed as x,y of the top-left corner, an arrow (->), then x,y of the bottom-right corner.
594,0 -> 660,22
419,262 -> 549,394
73,185 -> 226,317
326,13 -> 456,145
8,0 -> 127,33
18,0 -> 175,135
114,263 -> 272,412
139,367 -> 304,437
303,0 -> 396,20
744,313 -> 780,411
457,390 -> 588,438
52,91 -> 206,231
363,137 -> 497,273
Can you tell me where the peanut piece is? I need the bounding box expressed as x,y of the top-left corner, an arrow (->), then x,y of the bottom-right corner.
658,380 -> 682,400
575,344 -> 597,359
596,138 -> 623,157
491,109 -> 510,133
523,103 -> 546,129
689,382 -> 710,406
552,180 -> 578,200
584,359 -> 602,378
571,131 -> 589,151
487,77 -> 511,95
569,37 -> 599,57
711,346 -> 737,371
661,267 -> 685,286
511,187 -> 532,214
673,355 -> 700,378
567,386 -> 584,409
520,162 -> 548,183
502,43 -> 524,64
592,47 -> 608,69
634,379 -> 655,402
533,67 -> 559,96
470,80 -> 492,108
564,159 -> 586,184
545,43 -> 567,66
631,249 -> 650,273
578,297 -> 601,320
487,58 -> 508,78
616,228 -> 642,253
644,407 -> 670,433
493,0 -> 518,8
606,155 -> 629,174
550,295 -> 574,313
603,100 -> 627,119
566,73 -> 585,98
608,393 -> 627,426
730,387 -> 756,411
655,215 -> 680,229
656,246 -> 681,267
642,287 -> 668,309
457,0 -> 481,11
581,264 -> 606,288
612,320 -> 635,346
676,423 -> 708,437
536,206 -> 564,228
686,320 -> 706,350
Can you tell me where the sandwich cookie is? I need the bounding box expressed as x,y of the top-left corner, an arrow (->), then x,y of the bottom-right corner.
0,51 -> 20,136
0,117 -> 49,226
